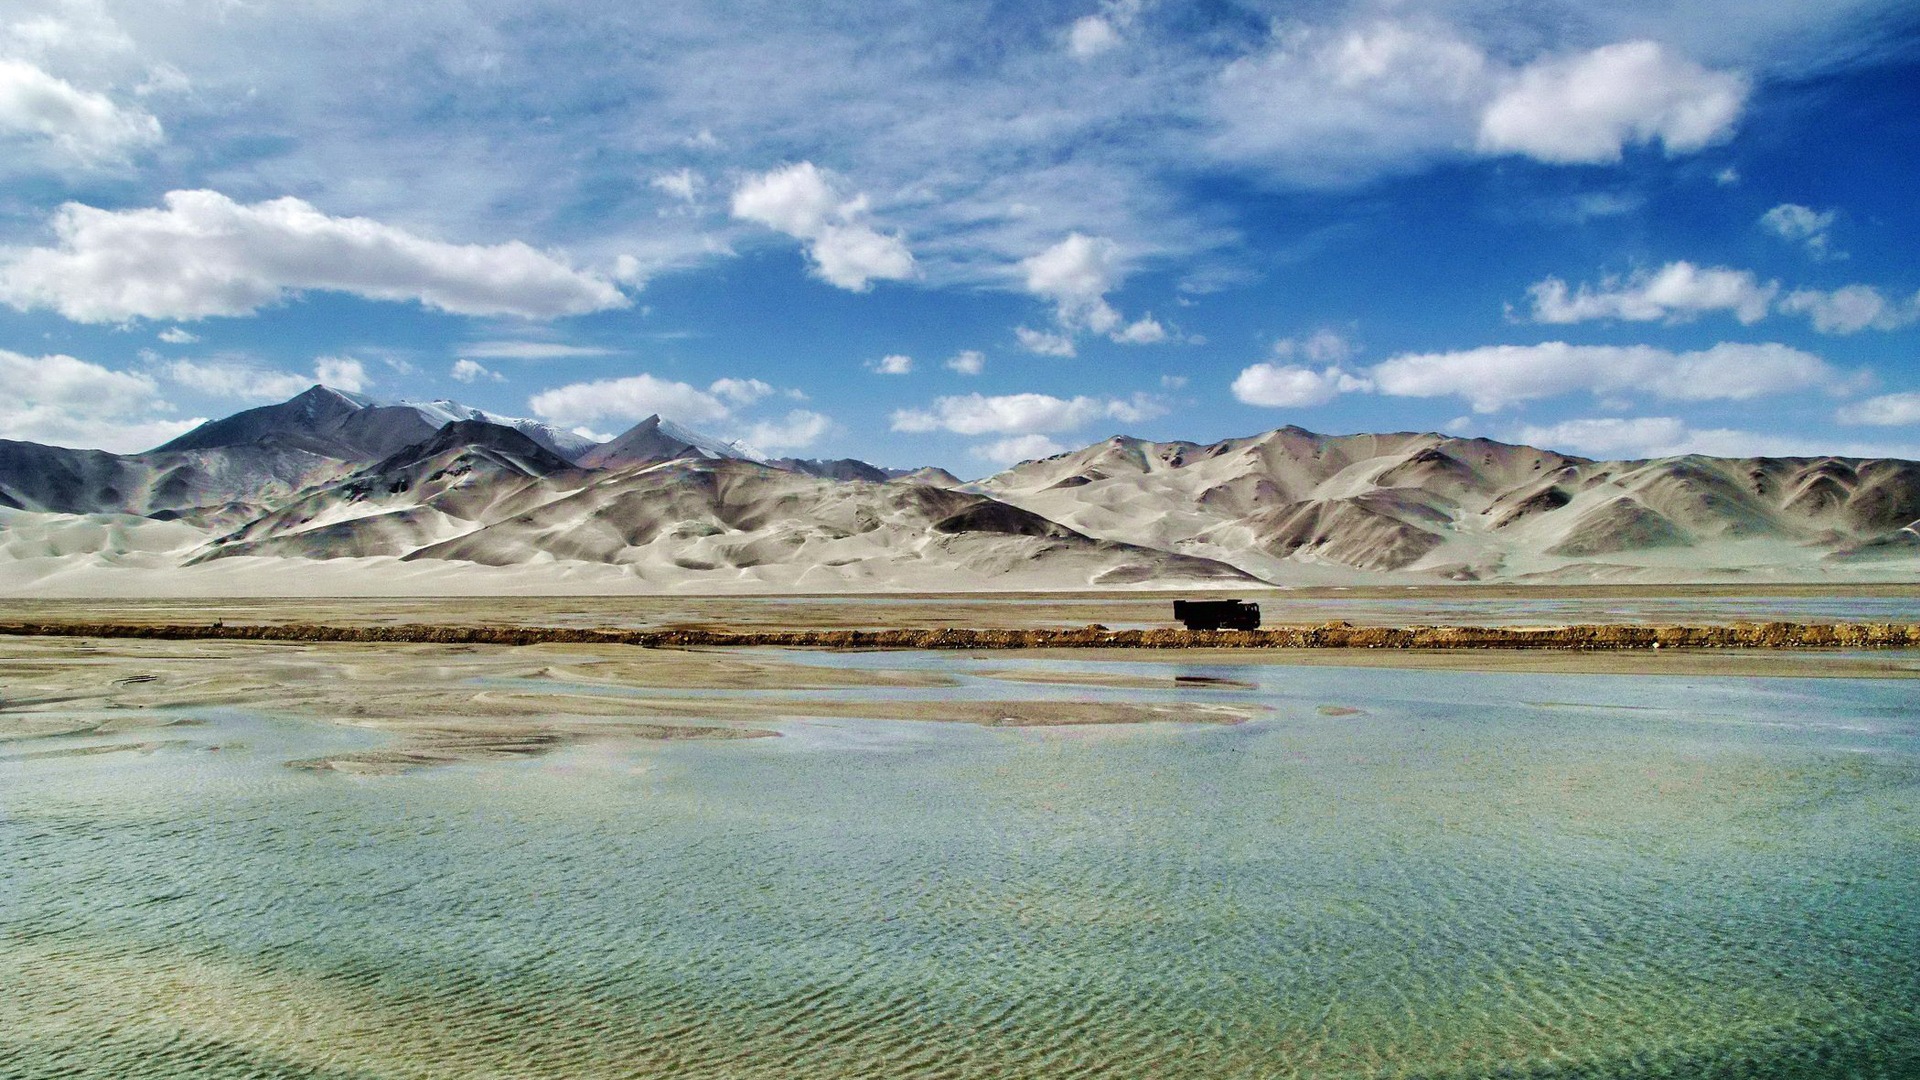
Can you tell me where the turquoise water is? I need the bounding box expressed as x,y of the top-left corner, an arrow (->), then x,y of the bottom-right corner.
3,658 -> 1917,1078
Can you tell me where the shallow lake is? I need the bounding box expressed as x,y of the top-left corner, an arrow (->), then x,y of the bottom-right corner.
4,657 -> 1917,1078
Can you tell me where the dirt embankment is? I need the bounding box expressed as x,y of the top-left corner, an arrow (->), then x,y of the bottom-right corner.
2,619 -> 1917,650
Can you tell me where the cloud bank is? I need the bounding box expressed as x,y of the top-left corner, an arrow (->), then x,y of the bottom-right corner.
0,190 -> 628,322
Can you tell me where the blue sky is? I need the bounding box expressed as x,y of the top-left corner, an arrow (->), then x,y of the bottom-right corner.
1,0 -> 1916,474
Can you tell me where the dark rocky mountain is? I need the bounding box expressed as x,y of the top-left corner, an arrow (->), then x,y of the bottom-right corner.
153,386 -> 440,461
765,457 -> 897,483
577,414 -> 765,470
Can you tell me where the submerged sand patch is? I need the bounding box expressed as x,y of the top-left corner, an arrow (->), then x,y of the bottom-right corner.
0,637 -> 1263,771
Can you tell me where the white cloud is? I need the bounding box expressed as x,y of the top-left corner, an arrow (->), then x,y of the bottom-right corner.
157,326 -> 197,344
945,349 -> 985,375
1779,286 -> 1919,334
1231,363 -> 1371,407
1111,316 -> 1167,345
167,355 -> 379,400
165,359 -> 313,401
1478,42 -> 1746,164
971,434 -> 1069,464
810,223 -> 916,291
529,373 -> 733,427
1067,0 -> 1143,59
1368,341 -> 1839,413
708,377 -> 776,406
740,409 -> 831,450
732,161 -> 840,236
731,162 -> 915,291
0,57 -> 161,166
1526,262 -> 1778,325
0,350 -> 199,452
650,168 -> 701,202
450,358 -> 502,383
868,353 -> 913,375
1022,232 -> 1124,333
459,340 -> 615,360
1015,326 -> 1077,357
314,356 -> 368,393
891,391 -> 1162,435
1271,330 -> 1357,365
1760,203 -> 1840,259
1506,415 -> 1918,460
0,190 -> 627,323
1160,374 -> 1188,389
1837,392 -> 1920,427
1068,17 -> 1122,59
1211,20 -> 1490,184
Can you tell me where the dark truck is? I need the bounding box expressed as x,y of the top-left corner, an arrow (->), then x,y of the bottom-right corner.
1173,599 -> 1261,631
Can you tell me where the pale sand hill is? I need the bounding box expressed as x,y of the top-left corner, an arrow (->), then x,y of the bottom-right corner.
0,427 -> 1254,595
978,429 -> 1920,584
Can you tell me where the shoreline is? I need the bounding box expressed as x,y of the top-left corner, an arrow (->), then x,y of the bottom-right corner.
4,618 -> 1918,650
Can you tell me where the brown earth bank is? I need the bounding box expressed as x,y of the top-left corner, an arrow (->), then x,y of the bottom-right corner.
3,618 -> 1918,649
3,583 -> 1918,635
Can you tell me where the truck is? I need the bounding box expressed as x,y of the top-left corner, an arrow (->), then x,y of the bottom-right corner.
1173,599 -> 1261,631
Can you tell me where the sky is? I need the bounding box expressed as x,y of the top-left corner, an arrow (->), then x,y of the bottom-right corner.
1,0 -> 1916,475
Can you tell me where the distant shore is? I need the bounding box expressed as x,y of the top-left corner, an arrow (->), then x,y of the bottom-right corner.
4,617 -> 1917,650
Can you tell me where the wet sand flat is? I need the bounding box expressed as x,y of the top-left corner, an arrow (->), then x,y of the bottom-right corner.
0,637 -> 1266,771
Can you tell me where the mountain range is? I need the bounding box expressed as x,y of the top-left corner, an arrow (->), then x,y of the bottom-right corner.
2,385 -> 1915,594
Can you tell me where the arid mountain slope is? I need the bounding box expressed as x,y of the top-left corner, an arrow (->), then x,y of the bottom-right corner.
979,428 -> 1920,582
191,434 -> 1255,590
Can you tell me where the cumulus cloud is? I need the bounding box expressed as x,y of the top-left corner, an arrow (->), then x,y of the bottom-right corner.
1836,392 -> 1920,427
1019,233 -> 1168,345
0,349 -> 199,452
650,168 -> 701,202
731,162 -> 914,291
1023,232 -> 1123,333
1213,27 -> 1744,181
157,326 -> 198,344
972,434 -> 1069,464
450,358 -> 502,383
1526,262 -> 1778,325
314,356 -> 368,393
1231,363 -> 1371,407
1478,42 -> 1746,164
709,377 -> 775,406
0,190 -> 628,323
530,373 -> 734,427
1016,326 -> 1077,357
1111,316 -> 1168,345
1760,204 -> 1840,259
1369,341 -> 1839,413
890,391 -> 1163,436
868,353 -> 913,375
1211,20 -> 1490,183
945,350 -> 985,375
165,358 -> 314,401
1505,415 -> 1917,460
1068,17 -> 1122,58
740,409 -> 831,450
0,57 -> 161,166
1504,416 -> 1779,459
1066,0 -> 1142,58
1778,286 -> 1919,335
529,373 -> 800,433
